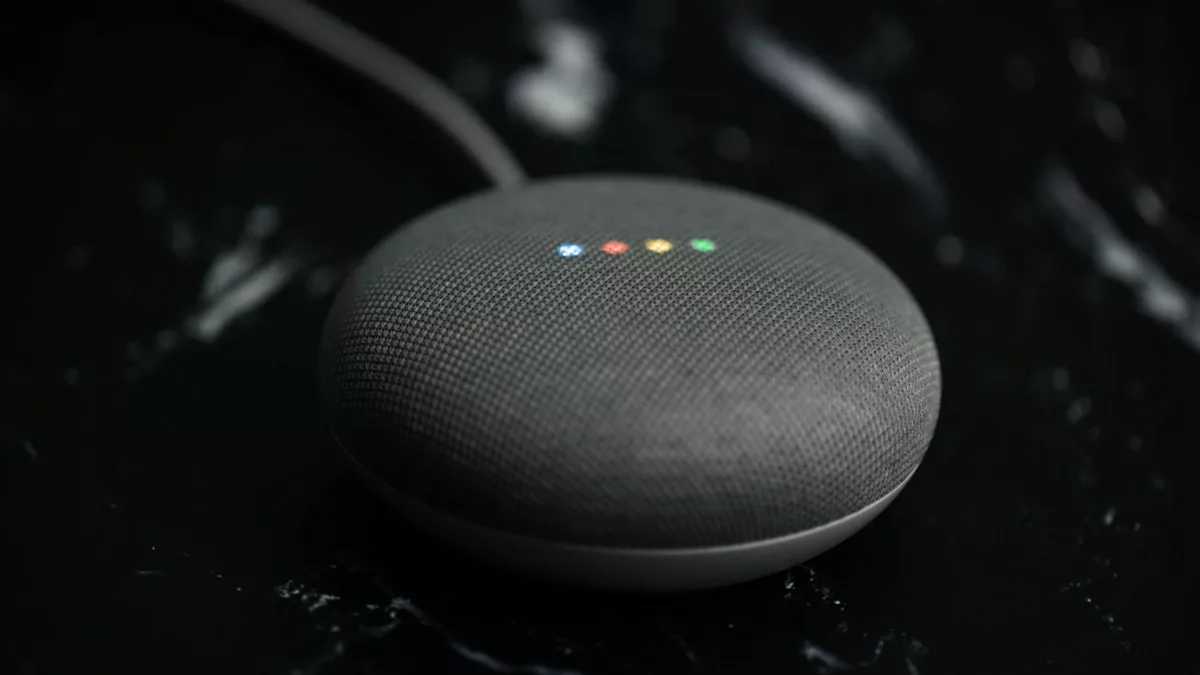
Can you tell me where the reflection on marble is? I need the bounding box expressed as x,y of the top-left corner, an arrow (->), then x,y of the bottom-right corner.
1040,164 -> 1200,351
508,1 -> 614,140
730,19 -> 947,223
4,1 -> 1198,674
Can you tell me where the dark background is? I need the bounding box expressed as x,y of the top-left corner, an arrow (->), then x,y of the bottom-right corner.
3,2 -> 1198,673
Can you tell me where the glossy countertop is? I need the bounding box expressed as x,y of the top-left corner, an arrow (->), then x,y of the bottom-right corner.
4,2 -> 1198,673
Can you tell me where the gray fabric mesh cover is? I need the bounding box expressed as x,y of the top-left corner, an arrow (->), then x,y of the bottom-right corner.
320,177 -> 941,548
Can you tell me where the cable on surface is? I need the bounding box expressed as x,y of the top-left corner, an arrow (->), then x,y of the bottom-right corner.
223,0 -> 527,189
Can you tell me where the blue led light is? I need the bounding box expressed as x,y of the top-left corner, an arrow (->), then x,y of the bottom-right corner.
557,243 -> 585,257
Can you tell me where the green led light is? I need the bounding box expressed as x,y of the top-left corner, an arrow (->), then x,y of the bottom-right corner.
690,238 -> 716,252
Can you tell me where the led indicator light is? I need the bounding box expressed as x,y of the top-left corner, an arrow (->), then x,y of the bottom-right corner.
601,240 -> 629,255
557,243 -> 584,257
690,238 -> 716,252
645,239 -> 673,254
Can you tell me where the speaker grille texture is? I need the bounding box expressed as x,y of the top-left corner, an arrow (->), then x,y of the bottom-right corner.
321,178 -> 940,548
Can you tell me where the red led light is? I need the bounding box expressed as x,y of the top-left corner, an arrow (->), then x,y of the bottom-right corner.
601,240 -> 629,255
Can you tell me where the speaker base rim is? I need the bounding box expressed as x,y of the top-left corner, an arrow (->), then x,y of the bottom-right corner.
337,436 -> 917,592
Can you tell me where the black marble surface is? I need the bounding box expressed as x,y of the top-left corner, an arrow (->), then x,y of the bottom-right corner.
5,2 -> 1199,673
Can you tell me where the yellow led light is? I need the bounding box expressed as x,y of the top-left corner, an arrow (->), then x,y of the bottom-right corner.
644,239 -> 673,254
